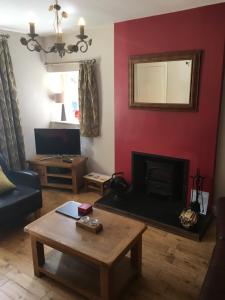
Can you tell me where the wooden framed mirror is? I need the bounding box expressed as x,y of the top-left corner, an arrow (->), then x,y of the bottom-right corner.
128,50 -> 201,111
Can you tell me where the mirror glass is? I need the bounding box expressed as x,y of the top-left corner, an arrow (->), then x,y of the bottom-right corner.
129,51 -> 201,111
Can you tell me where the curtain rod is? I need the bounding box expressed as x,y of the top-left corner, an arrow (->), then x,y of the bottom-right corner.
45,58 -> 96,66
0,34 -> 9,39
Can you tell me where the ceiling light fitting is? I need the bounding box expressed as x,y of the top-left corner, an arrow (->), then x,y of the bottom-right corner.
20,0 -> 92,58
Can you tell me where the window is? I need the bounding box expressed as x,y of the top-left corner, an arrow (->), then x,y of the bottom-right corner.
47,70 -> 80,124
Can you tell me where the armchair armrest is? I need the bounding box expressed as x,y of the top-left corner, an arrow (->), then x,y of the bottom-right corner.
216,197 -> 225,240
8,170 -> 41,189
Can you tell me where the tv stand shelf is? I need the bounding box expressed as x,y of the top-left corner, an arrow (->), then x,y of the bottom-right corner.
27,155 -> 87,193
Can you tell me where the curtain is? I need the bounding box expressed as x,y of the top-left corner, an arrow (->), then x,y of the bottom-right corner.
0,36 -> 26,170
78,60 -> 99,137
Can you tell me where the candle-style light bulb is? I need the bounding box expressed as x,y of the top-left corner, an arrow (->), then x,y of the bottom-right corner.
57,26 -> 63,43
78,17 -> 85,36
29,22 -> 35,35
27,11 -> 36,35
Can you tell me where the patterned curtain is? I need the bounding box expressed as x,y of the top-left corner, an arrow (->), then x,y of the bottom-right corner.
0,36 -> 26,170
78,60 -> 99,137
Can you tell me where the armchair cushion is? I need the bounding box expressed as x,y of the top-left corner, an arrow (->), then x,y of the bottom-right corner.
8,170 -> 41,189
199,241 -> 225,300
199,197 -> 225,300
216,197 -> 225,240
0,185 -> 41,223
0,152 -> 42,224
0,166 -> 16,194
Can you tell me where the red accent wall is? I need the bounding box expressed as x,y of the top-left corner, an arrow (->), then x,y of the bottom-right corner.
114,4 -> 225,207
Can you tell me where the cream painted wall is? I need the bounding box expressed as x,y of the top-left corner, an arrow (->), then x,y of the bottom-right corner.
2,30 -> 52,159
43,25 -> 115,175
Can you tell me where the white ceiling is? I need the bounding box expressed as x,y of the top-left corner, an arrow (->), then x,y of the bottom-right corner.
0,0 -> 224,35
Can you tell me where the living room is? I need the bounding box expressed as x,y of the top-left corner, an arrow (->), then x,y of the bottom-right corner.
0,0 -> 225,299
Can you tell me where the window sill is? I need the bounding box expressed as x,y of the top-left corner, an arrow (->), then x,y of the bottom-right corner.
49,121 -> 80,129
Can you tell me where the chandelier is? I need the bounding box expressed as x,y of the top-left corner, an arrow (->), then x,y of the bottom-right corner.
20,0 -> 92,58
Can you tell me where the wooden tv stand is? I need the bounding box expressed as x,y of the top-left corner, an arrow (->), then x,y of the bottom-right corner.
27,155 -> 87,194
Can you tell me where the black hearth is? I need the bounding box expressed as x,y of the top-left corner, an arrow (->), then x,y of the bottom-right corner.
95,152 -> 212,240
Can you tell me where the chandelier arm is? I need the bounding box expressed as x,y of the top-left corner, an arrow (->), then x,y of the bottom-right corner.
33,39 -> 52,53
25,39 -> 40,52
26,44 -> 38,52
44,48 -> 57,54
25,38 -> 56,54
76,40 -> 89,53
32,38 -> 57,54
65,48 -> 71,54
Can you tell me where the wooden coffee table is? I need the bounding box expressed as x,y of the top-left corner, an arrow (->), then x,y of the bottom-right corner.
25,203 -> 147,300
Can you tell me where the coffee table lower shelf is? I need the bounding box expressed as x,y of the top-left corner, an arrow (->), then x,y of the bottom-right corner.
39,249 -> 137,300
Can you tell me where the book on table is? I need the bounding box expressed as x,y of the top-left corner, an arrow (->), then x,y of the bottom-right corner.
56,201 -> 81,220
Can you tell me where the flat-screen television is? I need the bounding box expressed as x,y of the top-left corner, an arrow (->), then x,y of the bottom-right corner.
34,129 -> 81,155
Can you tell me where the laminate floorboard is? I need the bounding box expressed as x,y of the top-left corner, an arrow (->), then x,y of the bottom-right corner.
0,188 -> 216,300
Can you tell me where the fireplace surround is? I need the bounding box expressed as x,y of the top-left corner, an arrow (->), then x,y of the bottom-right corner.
95,151 -> 212,240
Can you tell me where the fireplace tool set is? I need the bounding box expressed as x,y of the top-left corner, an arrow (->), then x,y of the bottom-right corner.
180,169 -> 205,229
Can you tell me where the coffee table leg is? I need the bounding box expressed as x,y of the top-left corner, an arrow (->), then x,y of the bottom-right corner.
31,237 -> 45,277
100,265 -> 112,300
130,236 -> 142,277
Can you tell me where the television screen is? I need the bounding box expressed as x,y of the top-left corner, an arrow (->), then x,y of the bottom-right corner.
34,129 -> 81,155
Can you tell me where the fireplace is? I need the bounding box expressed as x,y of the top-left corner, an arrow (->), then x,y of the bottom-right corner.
132,152 -> 188,203
95,151 -> 212,240
129,152 -> 189,226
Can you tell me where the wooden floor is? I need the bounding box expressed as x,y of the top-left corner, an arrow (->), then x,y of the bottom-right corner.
0,188 -> 216,300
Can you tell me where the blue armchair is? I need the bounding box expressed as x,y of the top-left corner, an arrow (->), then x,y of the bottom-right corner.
0,153 -> 42,224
